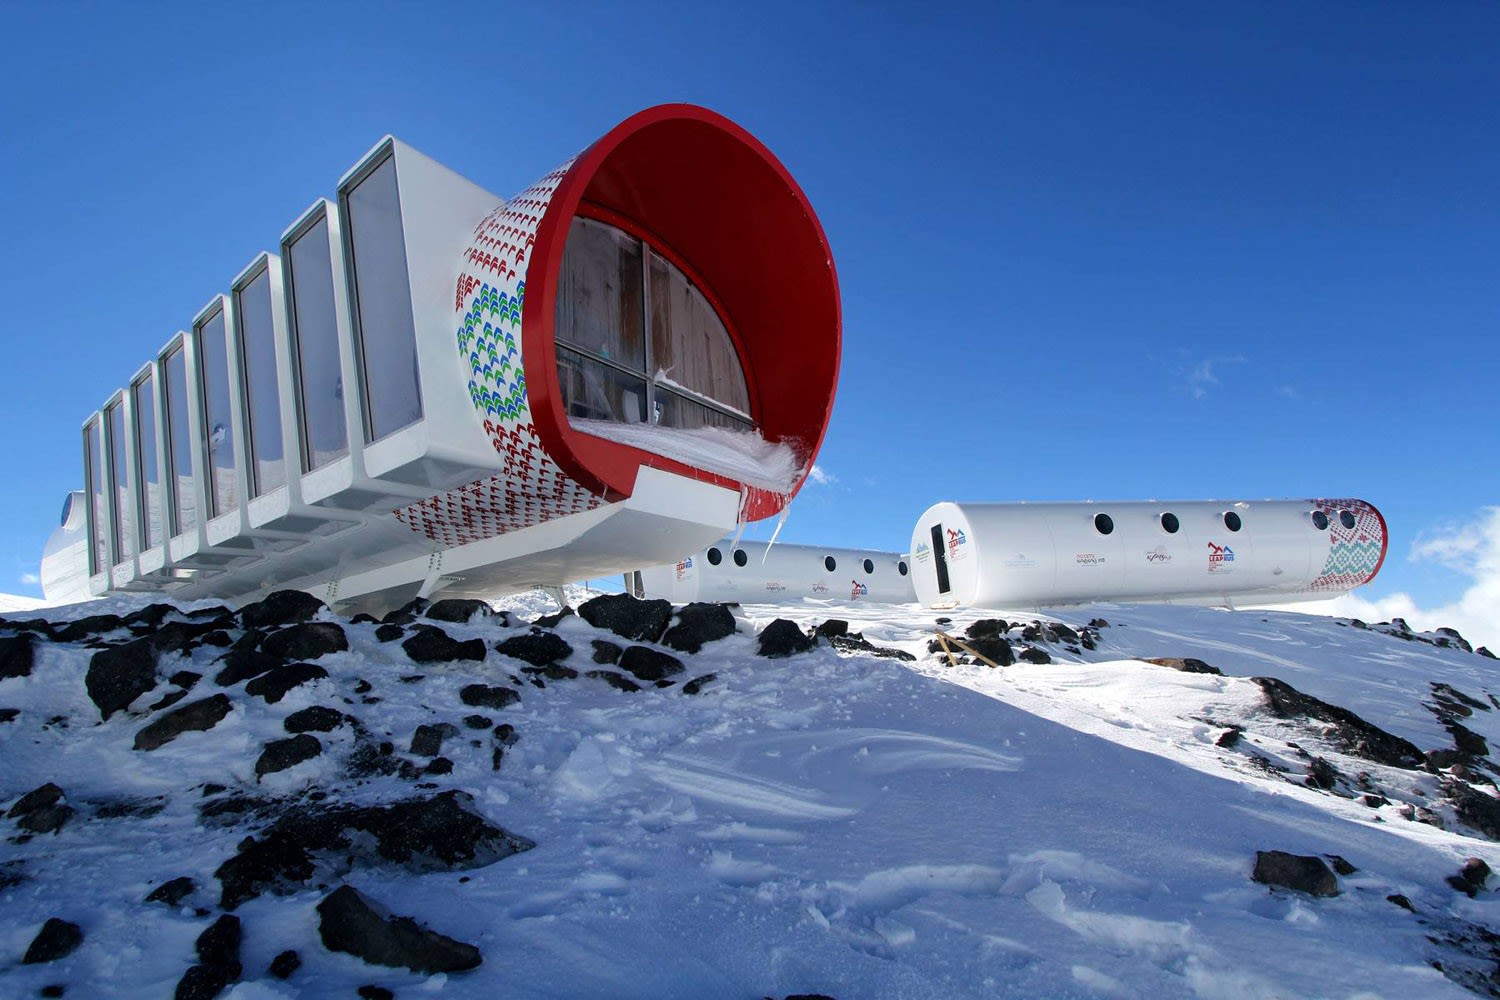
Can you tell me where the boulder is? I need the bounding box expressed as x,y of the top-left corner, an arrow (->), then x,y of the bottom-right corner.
577,593 -> 671,643
966,619 -> 1009,639
374,624 -> 404,643
411,723 -> 460,758
1251,850 -> 1339,897
682,674 -> 718,696
1017,647 -> 1052,665
86,637 -> 160,719
0,632 -> 36,680
814,619 -> 850,639
424,599 -> 493,624
239,590 -> 326,630
123,603 -> 176,629
462,714 -> 493,730
213,648 -> 284,687
262,623 -> 348,661
284,706 -> 347,734
175,964 -> 232,1000
145,876 -> 196,907
587,670 -> 642,693
618,646 -> 685,682
1144,657 -> 1221,675
460,684 -> 519,710
55,614 -> 125,643
245,663 -> 329,704
1447,857 -> 1492,898
964,635 -> 1013,666
757,619 -> 813,658
661,603 -> 737,653
590,640 -> 623,665
269,950 -> 301,979
316,885 -> 482,974
22,917 -> 84,964
0,708 -> 18,724
495,631 -> 573,667
403,629 -> 486,664
134,695 -> 233,751
8,782 -> 73,835
255,734 -> 323,777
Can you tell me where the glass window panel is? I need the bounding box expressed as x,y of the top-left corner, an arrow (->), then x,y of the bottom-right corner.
133,377 -> 162,549
288,216 -> 348,470
556,346 -> 647,424
345,155 -> 421,441
649,250 -> 750,417
655,388 -> 752,433
85,422 -> 106,573
196,309 -> 238,519
163,346 -> 197,535
557,218 -> 644,370
235,268 -> 285,497
106,402 -> 134,564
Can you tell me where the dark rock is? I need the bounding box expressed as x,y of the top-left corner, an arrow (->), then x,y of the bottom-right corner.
353,679 -> 373,694
246,663 -> 329,704
964,635 -> 1013,666
375,623 -> 404,643
966,619 -> 1008,639
215,835 -> 316,910
382,598 -> 430,625
213,648 -> 284,687
135,695 -> 233,751
577,593 -> 671,643
9,783 -> 72,835
149,689 -> 190,712
262,623 -> 348,661
425,757 -> 454,775
285,706 -> 347,734
757,619 -> 813,658
239,590 -> 326,630
185,605 -> 235,621
1305,757 -> 1341,790
1020,623 -> 1043,643
590,640 -> 622,665
1051,623 -> 1080,642
460,684 -> 519,710
462,714 -> 492,730
358,986 -> 394,1000
317,885 -> 481,973
269,950 -> 301,979
350,613 -> 380,625
1478,646 -> 1496,659
146,876 -> 196,907
1446,720 -> 1490,758
55,614 -> 126,643
1387,893 -> 1414,911
9,782 -> 64,818
522,663 -> 578,681
1251,850 -> 1339,897
1362,793 -> 1389,808
496,631 -> 573,667
0,708 -> 17,723
682,674 -> 718,696
662,603 -> 737,653
1017,647 -> 1052,665
0,861 -> 27,891
1448,857 -> 1492,897
1144,657 -> 1221,675
828,633 -> 917,662
148,620 -> 220,656
86,637 -> 160,719
175,963 -> 231,1000
170,670 -> 203,690
1254,676 -> 1427,769
814,619 -> 850,639
403,629 -> 486,664
255,734 -> 323,777
1432,682 -> 1490,716
492,724 -> 518,746
1450,778 -> 1500,840
1215,726 -> 1244,748
411,723 -> 460,758
40,985 -> 65,998
1089,618 -> 1110,628
22,918 -> 84,964
195,913 -> 242,979
587,670 -> 642,692
618,645 -> 685,681
124,603 -> 176,629
533,607 -> 573,629
1326,855 -> 1358,876
0,632 -> 36,679
425,599 -> 493,624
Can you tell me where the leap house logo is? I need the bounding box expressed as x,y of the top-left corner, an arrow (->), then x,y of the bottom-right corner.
1208,541 -> 1235,573
851,580 -> 869,600
674,556 -> 693,580
947,527 -> 967,561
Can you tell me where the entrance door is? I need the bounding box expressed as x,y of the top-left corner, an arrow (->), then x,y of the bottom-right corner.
930,523 -> 951,595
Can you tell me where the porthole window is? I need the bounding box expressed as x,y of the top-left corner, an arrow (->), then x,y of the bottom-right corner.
824,555 -> 837,572
1094,513 -> 1114,535
733,548 -> 747,567
863,558 -> 875,574
1312,510 -> 1329,531
898,561 -> 909,576
706,547 -> 722,566
1160,512 -> 1180,534
1223,511 -> 1242,532
1339,509 -> 1357,530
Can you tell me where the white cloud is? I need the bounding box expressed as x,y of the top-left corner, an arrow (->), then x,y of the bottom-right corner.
1284,507 -> 1500,652
807,465 -> 837,487
1185,356 -> 1245,400
19,572 -> 39,586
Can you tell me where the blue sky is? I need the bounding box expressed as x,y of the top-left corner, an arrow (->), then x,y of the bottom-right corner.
1,2 -> 1495,631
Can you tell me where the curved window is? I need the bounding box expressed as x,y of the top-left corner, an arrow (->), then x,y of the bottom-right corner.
862,558 -> 875,574
1339,509 -> 1357,530
823,555 -> 837,572
706,546 -> 722,566
1094,513 -> 1114,535
1223,511 -> 1242,532
1160,512 -> 1179,534
557,217 -> 750,433
898,561 -> 909,576
733,548 -> 747,567
1312,510 -> 1330,531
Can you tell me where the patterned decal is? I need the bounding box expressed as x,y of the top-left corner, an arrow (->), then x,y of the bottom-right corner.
394,160 -> 605,547
1309,498 -> 1386,592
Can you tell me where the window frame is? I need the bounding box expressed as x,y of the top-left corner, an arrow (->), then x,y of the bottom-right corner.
562,208 -> 756,432
193,302 -> 238,520
104,396 -> 132,565
282,204 -> 350,473
232,257 -> 286,498
131,370 -> 162,550
83,416 -> 106,575
160,336 -> 195,537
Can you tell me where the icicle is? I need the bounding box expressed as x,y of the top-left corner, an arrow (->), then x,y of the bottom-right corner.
761,502 -> 790,564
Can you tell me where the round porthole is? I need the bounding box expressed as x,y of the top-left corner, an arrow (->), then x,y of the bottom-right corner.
1094,513 -> 1114,535
863,558 -> 875,574
1312,510 -> 1329,531
1223,511 -> 1242,532
733,548 -> 748,567
1339,509 -> 1357,530
898,561 -> 908,576
706,547 -> 722,566
1160,512 -> 1180,534
824,556 -> 837,572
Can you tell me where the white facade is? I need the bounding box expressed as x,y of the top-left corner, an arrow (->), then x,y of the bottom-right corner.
640,541 -> 916,605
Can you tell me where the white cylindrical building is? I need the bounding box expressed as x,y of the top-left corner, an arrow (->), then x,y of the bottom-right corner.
640,541 -> 916,605
910,499 -> 1387,610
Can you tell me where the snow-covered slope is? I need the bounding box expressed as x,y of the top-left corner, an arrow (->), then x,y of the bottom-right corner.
2,592 -> 1499,998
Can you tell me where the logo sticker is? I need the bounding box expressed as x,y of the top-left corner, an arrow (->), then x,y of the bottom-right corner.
914,541 -> 931,564
1075,553 -> 1106,567
765,581 -> 787,592
1208,541 -> 1236,573
851,580 -> 869,600
1145,545 -> 1172,564
947,528 -> 967,561
675,556 -> 693,580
